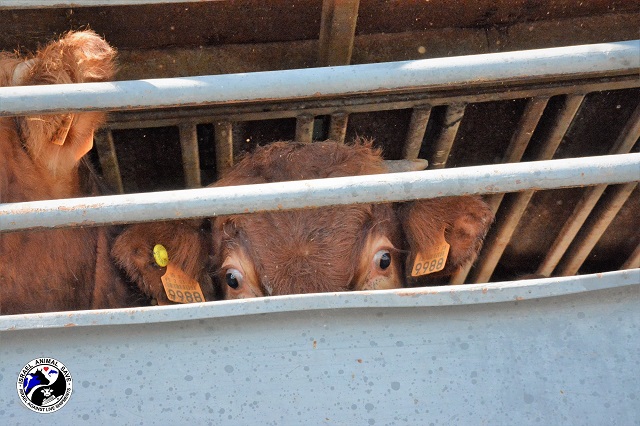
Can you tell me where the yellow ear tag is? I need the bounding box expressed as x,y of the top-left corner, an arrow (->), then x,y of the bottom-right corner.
411,229 -> 450,277
161,263 -> 206,303
153,244 -> 169,267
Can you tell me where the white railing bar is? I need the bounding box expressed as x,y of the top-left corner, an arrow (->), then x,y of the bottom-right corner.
1,153 -> 638,232
1,40 -> 638,117
1,268 -> 638,329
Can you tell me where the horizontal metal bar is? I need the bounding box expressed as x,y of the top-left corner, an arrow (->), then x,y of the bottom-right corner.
102,78 -> 639,130
1,153 -> 638,232
1,41 -> 638,117
0,0 -> 224,9
1,268 -> 637,329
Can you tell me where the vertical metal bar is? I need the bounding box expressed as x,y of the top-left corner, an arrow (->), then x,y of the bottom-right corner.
178,123 -> 202,188
318,0 -> 360,66
429,103 -> 466,169
469,94 -> 586,283
402,105 -> 432,160
487,97 -> 552,209
621,243 -> 640,270
93,129 -> 124,194
328,112 -> 349,143
295,114 -> 315,143
214,121 -> 233,179
555,182 -> 638,276
450,96 -> 549,284
537,103 -> 640,276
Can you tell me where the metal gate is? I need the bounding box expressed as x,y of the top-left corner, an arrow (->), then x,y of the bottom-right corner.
1,1 -> 639,424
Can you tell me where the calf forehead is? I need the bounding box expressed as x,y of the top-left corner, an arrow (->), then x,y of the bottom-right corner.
226,206 -> 374,294
216,140 -> 387,186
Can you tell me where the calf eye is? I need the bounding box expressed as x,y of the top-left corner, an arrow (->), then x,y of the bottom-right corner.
225,269 -> 243,289
374,250 -> 392,270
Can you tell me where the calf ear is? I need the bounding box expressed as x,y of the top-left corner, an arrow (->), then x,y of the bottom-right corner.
15,30 -> 117,174
110,220 -> 214,304
397,196 -> 494,280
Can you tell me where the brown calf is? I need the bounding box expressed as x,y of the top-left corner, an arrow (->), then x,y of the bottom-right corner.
0,31 -> 213,314
210,140 -> 494,299
120,140 -> 492,302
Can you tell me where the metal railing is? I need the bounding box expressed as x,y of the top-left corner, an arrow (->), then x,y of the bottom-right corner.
1,40 -> 639,281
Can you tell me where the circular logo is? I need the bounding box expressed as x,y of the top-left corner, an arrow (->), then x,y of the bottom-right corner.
16,357 -> 73,413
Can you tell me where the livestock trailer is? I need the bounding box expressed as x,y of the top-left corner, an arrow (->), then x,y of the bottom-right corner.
1,1 -> 639,424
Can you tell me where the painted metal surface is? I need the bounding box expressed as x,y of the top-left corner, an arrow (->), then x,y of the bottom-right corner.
1,153 -> 638,232
1,269 -> 638,424
1,40 -> 638,117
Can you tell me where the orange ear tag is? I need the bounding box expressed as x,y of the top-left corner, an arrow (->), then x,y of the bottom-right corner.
51,114 -> 74,146
411,229 -> 450,277
161,263 -> 206,303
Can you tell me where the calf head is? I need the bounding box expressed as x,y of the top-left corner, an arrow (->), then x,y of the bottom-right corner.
111,220 -> 216,305
212,141 -> 494,299
2,30 -> 116,180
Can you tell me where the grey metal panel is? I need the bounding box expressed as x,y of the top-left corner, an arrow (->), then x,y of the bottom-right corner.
1,153 -> 638,232
1,270 -> 638,424
1,40 -> 638,117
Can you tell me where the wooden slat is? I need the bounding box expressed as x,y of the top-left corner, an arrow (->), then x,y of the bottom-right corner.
318,0 -> 360,66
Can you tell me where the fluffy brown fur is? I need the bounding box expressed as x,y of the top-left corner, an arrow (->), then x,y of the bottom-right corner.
211,140 -> 493,297
111,221 -> 216,305
212,140 -> 398,295
398,196 -> 494,285
0,31 -> 138,315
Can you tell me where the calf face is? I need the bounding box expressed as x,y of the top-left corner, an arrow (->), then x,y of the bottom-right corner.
212,141 -> 494,299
